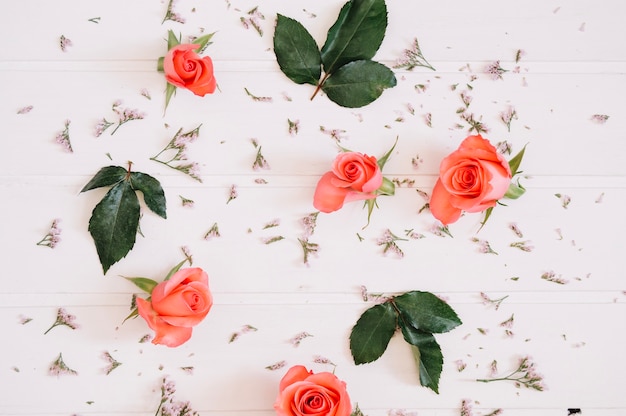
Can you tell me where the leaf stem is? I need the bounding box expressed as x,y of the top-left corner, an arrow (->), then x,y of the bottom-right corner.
311,73 -> 331,100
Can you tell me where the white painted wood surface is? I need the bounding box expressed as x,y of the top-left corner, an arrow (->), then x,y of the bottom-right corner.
1,0 -> 625,415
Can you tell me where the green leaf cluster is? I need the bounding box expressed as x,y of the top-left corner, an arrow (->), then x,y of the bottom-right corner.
273,0 -> 396,108
350,291 -> 462,393
81,165 -> 167,274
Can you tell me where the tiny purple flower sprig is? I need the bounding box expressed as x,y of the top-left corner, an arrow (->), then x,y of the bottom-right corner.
36,219 -> 62,249
393,37 -> 435,71
477,356 -> 546,391
162,0 -> 185,24
44,307 -> 79,334
154,376 -> 200,416
150,125 -> 203,182
49,353 -> 78,376
54,120 -> 73,152
95,100 -> 145,137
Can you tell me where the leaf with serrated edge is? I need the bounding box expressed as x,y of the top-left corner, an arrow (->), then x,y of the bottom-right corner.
393,291 -> 462,334
129,172 -> 167,219
88,181 -> 140,274
320,0 -> 388,74
273,14 -> 321,85
322,60 -> 396,108
401,323 -> 443,394
350,302 -> 397,364
81,166 -> 126,192
123,276 -> 159,294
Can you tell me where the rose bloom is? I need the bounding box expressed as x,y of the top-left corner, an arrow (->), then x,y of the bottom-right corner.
430,134 -> 512,225
313,152 -> 383,213
163,44 -> 217,96
136,267 -> 212,347
274,365 -> 351,416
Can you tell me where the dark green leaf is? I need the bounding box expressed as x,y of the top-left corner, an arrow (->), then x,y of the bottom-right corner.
123,276 -> 159,294
273,14 -> 321,85
129,172 -> 167,219
478,206 -> 494,232
322,60 -> 396,108
320,0 -> 388,74
81,166 -> 126,192
350,302 -> 397,364
400,324 -> 443,394
88,181 -> 140,274
393,291 -> 462,334
508,144 -> 527,176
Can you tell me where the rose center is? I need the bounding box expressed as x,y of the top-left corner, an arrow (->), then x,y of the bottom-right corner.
183,291 -> 204,311
343,162 -> 362,180
184,60 -> 197,72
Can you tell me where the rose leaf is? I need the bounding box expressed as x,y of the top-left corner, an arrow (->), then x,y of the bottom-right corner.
322,60 -> 397,108
129,172 -> 167,219
508,144 -> 527,176
123,276 -> 159,294
320,0 -> 388,74
400,323 -> 443,394
80,166 -> 126,192
393,291 -> 462,334
193,31 -> 216,54
350,302 -> 397,364
88,181 -> 140,274
273,14 -> 321,86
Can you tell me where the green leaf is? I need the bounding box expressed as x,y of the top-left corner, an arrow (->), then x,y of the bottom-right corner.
123,276 -> 159,294
504,181 -> 526,199
192,32 -> 216,54
393,291 -> 462,334
400,324 -> 443,394
376,136 -> 398,169
81,166 -> 126,192
320,0 -> 388,74
164,83 -> 177,111
377,177 -> 395,196
477,206 -> 494,232
322,60 -> 396,108
164,258 -> 189,281
273,14 -> 322,85
122,307 -> 139,324
350,302 -> 397,364
167,29 -> 181,50
508,144 -> 527,176
88,181 -> 140,274
157,56 -> 164,72
129,172 -> 167,219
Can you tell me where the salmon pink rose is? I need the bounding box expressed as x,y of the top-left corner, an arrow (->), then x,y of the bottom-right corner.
313,152 -> 383,213
136,267 -> 212,347
430,134 -> 512,225
163,44 -> 217,96
274,365 -> 351,416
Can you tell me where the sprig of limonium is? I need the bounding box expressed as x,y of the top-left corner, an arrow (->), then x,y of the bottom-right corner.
49,353 -> 78,376
162,0 -> 185,24
44,307 -> 79,334
36,219 -> 62,249
477,356 -> 546,391
393,37 -> 435,71
150,125 -> 203,182
377,229 -> 407,258
155,376 -> 199,416
95,100 -> 145,136
54,120 -> 73,152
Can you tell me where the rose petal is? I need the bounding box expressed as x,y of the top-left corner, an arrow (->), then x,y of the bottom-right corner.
429,178 -> 463,225
313,171 -> 350,213
136,298 -> 193,347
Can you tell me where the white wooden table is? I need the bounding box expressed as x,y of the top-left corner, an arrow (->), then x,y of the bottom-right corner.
1,1 -> 625,415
